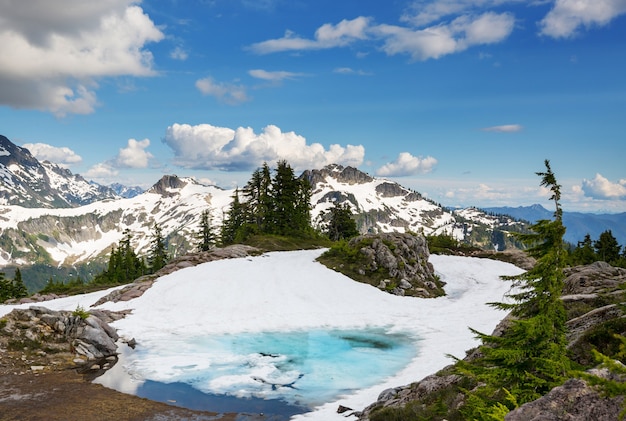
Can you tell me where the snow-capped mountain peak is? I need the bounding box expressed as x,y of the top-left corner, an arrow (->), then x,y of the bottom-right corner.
0,134 -> 119,208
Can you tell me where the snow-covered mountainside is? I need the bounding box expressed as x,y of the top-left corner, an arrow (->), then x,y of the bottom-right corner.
108,182 -> 144,199
0,135 -> 119,207
0,134 -> 526,271
0,160 -> 526,270
305,164 -> 525,247
0,175 -> 232,267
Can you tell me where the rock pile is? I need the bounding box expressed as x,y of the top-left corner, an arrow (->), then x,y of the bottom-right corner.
349,232 -> 443,297
0,306 -> 126,374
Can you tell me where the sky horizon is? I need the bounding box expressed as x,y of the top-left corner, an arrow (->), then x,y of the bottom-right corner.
1,0 -> 625,213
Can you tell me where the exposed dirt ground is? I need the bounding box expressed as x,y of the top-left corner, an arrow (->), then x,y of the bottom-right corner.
0,348 -> 236,421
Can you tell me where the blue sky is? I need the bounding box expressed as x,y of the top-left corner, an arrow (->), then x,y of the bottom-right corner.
0,0 -> 625,213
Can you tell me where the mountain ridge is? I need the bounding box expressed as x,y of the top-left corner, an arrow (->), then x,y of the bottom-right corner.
0,134 -> 120,207
483,204 -> 626,245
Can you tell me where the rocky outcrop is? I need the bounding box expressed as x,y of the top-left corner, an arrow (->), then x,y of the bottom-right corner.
93,244 -> 260,305
147,175 -> 188,196
358,372 -> 464,419
349,233 -> 443,297
375,182 -> 407,198
505,376 -> 624,421
563,261 -> 626,295
302,164 -> 374,187
0,306 -> 126,374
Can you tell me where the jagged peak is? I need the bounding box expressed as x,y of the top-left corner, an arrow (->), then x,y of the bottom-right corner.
147,175 -> 189,196
302,164 -> 374,186
0,134 -> 40,168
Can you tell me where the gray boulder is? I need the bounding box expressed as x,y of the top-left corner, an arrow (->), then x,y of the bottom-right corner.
505,378 -> 623,421
348,232 -> 443,297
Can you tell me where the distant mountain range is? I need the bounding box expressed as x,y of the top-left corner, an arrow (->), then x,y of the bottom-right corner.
0,134 -> 530,288
1,132 -> 624,291
0,134 -> 145,207
483,205 -> 626,246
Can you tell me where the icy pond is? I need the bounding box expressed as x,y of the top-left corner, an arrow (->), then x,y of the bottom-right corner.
97,328 -> 417,419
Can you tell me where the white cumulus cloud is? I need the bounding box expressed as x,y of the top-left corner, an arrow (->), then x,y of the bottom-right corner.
540,0 -> 626,38
115,138 -> 153,168
375,12 -> 515,60
163,123 -> 365,172
0,0 -> 164,116
376,152 -> 438,177
84,162 -> 119,181
249,17 -> 371,54
21,143 -> 82,167
249,10 -> 514,61
481,124 -> 523,132
195,77 -> 250,105
581,173 -> 626,200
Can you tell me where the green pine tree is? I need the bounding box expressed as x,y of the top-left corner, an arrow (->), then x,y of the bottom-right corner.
0,273 -> 13,302
148,223 -> 168,272
459,160 -> 570,419
595,230 -> 622,264
570,233 -> 597,265
94,229 -> 146,284
243,163 -> 272,233
221,188 -> 246,245
197,209 -> 217,251
269,160 -> 312,236
11,268 -> 28,299
326,202 -> 359,241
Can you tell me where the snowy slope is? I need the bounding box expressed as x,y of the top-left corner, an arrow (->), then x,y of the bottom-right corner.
0,251 -> 524,420
306,165 -> 523,242
0,135 -> 119,208
0,176 -> 232,266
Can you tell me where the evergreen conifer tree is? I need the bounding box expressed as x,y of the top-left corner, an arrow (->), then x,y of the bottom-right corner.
594,230 -> 621,264
0,273 -> 13,302
269,160 -> 312,236
197,209 -> 216,251
459,160 -> 570,419
243,163 -> 272,233
94,229 -> 145,284
148,223 -> 168,272
326,202 -> 359,241
11,268 -> 28,299
570,233 -> 597,265
221,188 -> 246,245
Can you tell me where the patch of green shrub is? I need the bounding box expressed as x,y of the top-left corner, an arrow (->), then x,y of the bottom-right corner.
72,305 -> 90,320
8,337 -> 42,351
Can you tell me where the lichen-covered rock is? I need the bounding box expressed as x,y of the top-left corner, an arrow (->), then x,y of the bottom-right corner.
0,306 -> 122,363
563,261 -> 626,295
504,378 -> 624,421
357,371 -> 464,420
348,232 -> 443,297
